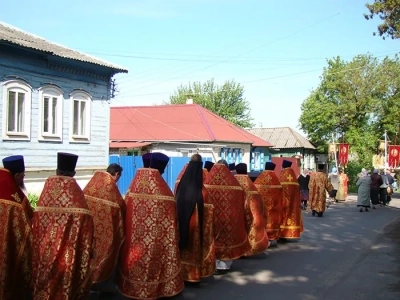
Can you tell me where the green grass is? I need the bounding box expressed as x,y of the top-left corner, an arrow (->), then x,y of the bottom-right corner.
27,193 -> 39,210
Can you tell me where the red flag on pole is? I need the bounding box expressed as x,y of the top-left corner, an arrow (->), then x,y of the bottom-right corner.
338,143 -> 349,166
388,145 -> 400,168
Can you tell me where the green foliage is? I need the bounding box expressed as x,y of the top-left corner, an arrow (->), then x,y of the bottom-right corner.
168,78 -> 254,128
299,54 -> 400,166
365,0 -> 400,39
28,193 -> 39,210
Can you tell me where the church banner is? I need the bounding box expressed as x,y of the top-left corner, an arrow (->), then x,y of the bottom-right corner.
338,143 -> 349,166
388,145 -> 400,168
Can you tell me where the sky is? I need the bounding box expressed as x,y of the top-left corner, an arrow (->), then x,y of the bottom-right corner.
1,0 -> 399,135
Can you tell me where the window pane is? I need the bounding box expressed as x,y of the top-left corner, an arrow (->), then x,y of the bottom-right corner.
73,100 -> 79,135
17,92 -> 24,132
80,101 -> 86,135
7,91 -> 16,131
255,152 -> 260,169
43,97 -> 49,133
51,97 -> 57,134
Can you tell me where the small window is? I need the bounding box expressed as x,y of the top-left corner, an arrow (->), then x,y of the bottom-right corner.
69,91 -> 91,143
38,86 -> 63,141
2,80 -> 32,140
254,152 -> 261,170
232,148 -> 241,164
220,148 -> 229,160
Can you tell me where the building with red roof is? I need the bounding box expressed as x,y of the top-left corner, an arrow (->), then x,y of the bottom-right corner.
109,103 -> 272,171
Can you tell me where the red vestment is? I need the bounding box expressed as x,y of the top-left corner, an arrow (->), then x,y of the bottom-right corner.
174,167 -> 215,282
204,164 -> 250,260
308,171 -> 333,213
234,174 -> 269,255
0,168 -> 33,300
278,168 -> 303,239
32,175 -> 94,300
117,168 -> 184,299
83,171 -> 125,284
254,170 -> 283,241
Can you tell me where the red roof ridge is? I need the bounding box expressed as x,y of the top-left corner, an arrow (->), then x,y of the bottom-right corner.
195,105 -> 216,141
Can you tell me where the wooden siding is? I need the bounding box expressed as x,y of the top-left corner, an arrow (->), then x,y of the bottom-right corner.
0,50 -> 111,169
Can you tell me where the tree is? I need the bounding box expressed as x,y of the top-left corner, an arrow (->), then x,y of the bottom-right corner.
168,79 -> 254,128
364,0 -> 400,39
299,54 -> 400,166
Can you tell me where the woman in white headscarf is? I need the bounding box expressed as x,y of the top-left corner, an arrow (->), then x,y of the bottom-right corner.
328,167 -> 340,202
356,169 -> 371,212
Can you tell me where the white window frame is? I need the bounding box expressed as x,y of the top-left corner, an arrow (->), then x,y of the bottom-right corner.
69,90 -> 91,143
38,85 -> 63,141
2,80 -> 32,141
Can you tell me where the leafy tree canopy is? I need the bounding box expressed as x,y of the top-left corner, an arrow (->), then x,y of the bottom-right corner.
168,79 -> 253,128
299,54 -> 400,166
365,0 -> 400,39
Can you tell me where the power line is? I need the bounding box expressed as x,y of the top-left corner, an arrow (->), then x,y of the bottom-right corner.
112,52 -> 399,100
116,13 -> 341,97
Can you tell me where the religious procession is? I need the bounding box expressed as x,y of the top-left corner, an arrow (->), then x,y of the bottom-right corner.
0,151 -> 340,300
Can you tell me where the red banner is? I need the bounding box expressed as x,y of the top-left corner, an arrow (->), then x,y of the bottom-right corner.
388,145 -> 400,168
338,143 -> 349,166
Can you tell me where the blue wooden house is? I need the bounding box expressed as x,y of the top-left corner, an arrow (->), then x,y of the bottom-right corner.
0,22 -> 128,194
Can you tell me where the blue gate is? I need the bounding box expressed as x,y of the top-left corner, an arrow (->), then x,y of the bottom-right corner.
109,155 -> 212,195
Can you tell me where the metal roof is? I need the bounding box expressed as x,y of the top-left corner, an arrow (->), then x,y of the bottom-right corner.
0,22 -> 128,73
246,127 -> 316,150
110,104 -> 272,147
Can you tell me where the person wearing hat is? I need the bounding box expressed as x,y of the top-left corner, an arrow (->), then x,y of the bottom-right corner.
234,163 -> 269,256
298,168 -> 310,210
308,164 -> 334,217
228,163 -> 236,174
2,155 -> 34,219
204,161 -> 250,273
83,163 -> 125,295
2,155 -> 26,190
32,152 -> 95,299
204,161 -> 214,173
117,152 -> 184,299
328,167 -> 340,203
175,154 -> 216,282
0,159 -> 33,299
253,162 -> 283,247
278,160 -> 302,239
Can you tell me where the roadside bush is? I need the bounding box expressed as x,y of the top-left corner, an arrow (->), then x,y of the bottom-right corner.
345,160 -> 373,194
28,193 -> 39,210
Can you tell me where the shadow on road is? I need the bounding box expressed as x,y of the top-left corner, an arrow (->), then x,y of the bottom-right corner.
89,195 -> 400,300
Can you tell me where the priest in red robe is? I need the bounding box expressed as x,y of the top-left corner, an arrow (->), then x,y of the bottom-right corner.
3,155 -> 33,219
308,164 -> 333,217
83,163 -> 125,294
175,154 -> 215,282
204,160 -> 250,272
254,162 -> 283,247
234,163 -> 269,255
0,157 -> 33,300
32,152 -> 94,300
278,160 -> 303,239
117,152 -> 184,299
